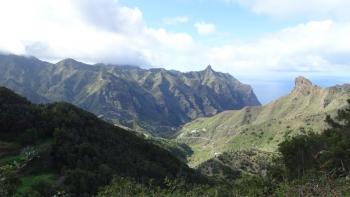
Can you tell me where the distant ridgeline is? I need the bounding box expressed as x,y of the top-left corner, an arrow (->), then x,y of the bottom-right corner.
178,76 -> 350,166
0,54 -> 260,136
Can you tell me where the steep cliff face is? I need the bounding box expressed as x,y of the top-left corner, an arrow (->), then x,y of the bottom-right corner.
115,65 -> 260,126
0,54 -> 260,136
292,76 -> 321,96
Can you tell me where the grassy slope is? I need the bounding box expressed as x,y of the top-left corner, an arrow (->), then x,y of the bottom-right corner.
177,78 -> 350,166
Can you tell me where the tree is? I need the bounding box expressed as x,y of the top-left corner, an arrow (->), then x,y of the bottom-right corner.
320,99 -> 350,175
278,131 -> 324,179
279,99 -> 350,179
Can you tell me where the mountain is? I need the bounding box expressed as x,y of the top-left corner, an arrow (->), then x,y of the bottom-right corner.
0,54 -> 260,136
177,76 -> 350,166
0,87 -> 205,196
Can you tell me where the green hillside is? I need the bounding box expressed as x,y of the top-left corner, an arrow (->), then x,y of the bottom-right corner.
0,87 -> 204,196
1,78 -> 349,196
177,77 -> 350,166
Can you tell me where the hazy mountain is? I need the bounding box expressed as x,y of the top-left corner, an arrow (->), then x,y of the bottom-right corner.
177,76 -> 350,166
0,54 -> 260,136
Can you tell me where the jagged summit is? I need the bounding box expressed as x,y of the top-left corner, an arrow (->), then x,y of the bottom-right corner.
295,76 -> 313,87
293,76 -> 320,96
205,65 -> 213,71
202,65 -> 219,80
203,65 -> 216,75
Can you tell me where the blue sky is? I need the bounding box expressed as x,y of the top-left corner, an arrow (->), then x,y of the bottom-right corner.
0,0 -> 349,103
120,0 -> 285,39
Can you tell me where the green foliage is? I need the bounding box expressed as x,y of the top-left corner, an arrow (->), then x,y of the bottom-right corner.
150,137 -> 193,162
273,175 -> 350,197
99,174 -> 301,197
17,174 -> 56,196
197,149 -> 277,183
232,175 -> 267,196
321,100 -> 350,175
0,87 -> 204,196
1,85 -> 350,196
48,103 -> 203,195
0,165 -> 19,196
0,147 -> 39,196
279,99 -> 350,179
0,87 -> 31,105
278,130 -> 324,178
98,176 -> 233,197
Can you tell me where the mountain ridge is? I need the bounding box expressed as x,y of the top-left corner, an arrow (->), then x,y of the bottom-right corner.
177,76 -> 350,166
0,54 -> 260,136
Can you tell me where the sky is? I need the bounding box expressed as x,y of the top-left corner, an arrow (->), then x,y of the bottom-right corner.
0,0 -> 349,103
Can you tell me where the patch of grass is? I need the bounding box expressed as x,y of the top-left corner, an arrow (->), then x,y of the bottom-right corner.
17,173 -> 56,194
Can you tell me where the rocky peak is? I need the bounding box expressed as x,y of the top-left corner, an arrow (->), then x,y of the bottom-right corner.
205,65 -> 213,71
295,76 -> 313,87
202,65 -> 217,79
204,65 -> 216,74
293,76 -> 319,96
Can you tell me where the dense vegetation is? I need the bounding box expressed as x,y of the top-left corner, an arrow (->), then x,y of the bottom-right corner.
228,99 -> 350,196
1,86 -> 349,196
0,87 -> 204,196
277,99 -> 350,190
97,100 -> 350,196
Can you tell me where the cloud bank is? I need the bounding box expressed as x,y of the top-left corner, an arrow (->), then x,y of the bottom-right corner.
208,20 -> 350,74
0,0 -> 350,77
228,0 -> 350,19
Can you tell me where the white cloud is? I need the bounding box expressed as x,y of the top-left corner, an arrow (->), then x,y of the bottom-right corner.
163,16 -> 189,25
206,20 -> 350,73
0,0 -> 195,66
194,22 -> 216,35
0,0 -> 350,78
228,0 -> 350,19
